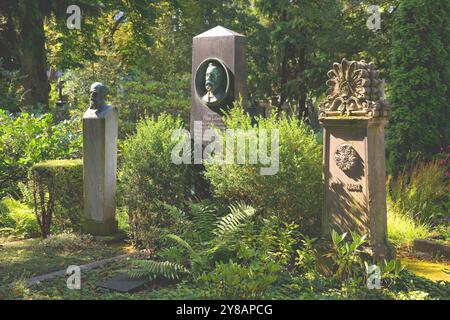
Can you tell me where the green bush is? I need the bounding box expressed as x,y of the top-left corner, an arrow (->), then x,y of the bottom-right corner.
204,107 -> 323,235
0,110 -> 82,197
386,0 -> 450,175
119,113 -> 192,249
0,197 -> 40,239
30,159 -> 83,238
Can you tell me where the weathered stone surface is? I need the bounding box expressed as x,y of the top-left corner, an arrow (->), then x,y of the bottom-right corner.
97,273 -> 149,293
190,26 -> 247,143
22,253 -> 134,287
320,59 -> 393,261
83,83 -> 118,235
414,239 -> 450,259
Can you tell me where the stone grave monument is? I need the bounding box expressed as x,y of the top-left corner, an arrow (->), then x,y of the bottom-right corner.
319,58 -> 394,261
190,25 -> 247,143
82,82 -> 118,235
189,26 -> 248,196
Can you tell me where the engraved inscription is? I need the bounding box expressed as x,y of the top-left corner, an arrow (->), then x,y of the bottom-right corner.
347,184 -> 363,192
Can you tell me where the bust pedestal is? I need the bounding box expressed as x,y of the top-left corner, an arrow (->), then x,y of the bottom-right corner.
82,105 -> 118,235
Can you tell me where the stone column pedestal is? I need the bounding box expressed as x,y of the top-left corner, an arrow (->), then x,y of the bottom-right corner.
321,117 -> 394,260
83,104 -> 118,235
319,59 -> 394,262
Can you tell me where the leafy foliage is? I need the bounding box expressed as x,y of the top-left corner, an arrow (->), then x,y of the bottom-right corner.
328,230 -> 367,281
386,0 -> 450,175
30,159 -> 83,238
0,111 -> 82,197
128,260 -> 189,281
61,63 -> 191,138
390,158 -> 448,224
0,198 -> 39,239
126,202 -> 256,284
119,113 -> 192,249
204,107 -> 323,235
213,202 -> 256,240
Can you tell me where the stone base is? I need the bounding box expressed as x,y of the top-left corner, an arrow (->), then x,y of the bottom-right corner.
84,219 -> 118,236
414,239 -> 450,259
363,242 -> 396,263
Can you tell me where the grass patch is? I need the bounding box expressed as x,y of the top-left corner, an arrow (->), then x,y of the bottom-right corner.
0,233 -> 132,286
401,257 -> 450,282
2,257 -> 449,300
388,205 -> 430,247
0,259 -> 193,300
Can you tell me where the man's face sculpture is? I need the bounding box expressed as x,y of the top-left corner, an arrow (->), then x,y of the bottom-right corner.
195,58 -> 230,108
205,63 -> 222,93
89,82 -> 107,110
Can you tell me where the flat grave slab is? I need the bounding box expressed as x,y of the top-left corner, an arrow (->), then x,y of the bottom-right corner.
97,273 -> 149,293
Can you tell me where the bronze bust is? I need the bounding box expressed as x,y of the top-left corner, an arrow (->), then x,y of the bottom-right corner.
89,82 -> 108,112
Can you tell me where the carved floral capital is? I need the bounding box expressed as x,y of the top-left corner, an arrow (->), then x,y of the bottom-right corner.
319,59 -> 389,120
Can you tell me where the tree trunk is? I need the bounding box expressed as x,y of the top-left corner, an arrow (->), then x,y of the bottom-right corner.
297,47 -> 308,121
12,0 -> 50,109
279,9 -> 288,110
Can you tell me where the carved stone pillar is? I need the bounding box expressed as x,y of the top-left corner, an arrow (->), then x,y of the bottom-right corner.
319,59 -> 394,261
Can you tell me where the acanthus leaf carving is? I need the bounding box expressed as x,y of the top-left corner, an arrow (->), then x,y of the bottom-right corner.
319,58 -> 389,119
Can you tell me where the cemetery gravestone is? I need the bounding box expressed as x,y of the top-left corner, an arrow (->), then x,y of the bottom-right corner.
83,82 -> 118,235
319,59 -> 394,261
190,25 -> 247,143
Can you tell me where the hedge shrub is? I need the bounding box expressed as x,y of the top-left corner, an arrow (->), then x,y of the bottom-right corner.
119,113 -> 192,249
204,108 -> 323,235
31,159 -> 83,238
0,110 -> 82,197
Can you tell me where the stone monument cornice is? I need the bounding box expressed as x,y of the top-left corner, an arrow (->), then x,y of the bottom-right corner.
194,25 -> 245,39
319,116 -> 389,128
319,58 -> 390,121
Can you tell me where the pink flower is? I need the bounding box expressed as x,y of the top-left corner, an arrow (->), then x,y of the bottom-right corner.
445,172 -> 450,178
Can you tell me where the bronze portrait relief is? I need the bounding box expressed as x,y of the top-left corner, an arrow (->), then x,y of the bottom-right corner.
195,58 -> 232,110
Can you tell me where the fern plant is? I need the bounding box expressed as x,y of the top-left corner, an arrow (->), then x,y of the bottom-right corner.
128,260 -> 189,280
214,202 -> 256,240
126,202 -> 256,281
189,203 -> 217,242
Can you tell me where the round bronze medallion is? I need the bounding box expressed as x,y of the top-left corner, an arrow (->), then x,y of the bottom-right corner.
195,58 -> 231,109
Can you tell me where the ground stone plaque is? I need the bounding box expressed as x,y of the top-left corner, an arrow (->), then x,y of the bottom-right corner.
83,82 -> 118,235
190,25 -> 247,143
97,273 -> 149,293
319,58 -> 394,261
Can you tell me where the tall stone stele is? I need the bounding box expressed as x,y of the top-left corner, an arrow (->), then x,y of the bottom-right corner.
82,82 -> 118,235
319,59 -> 394,261
190,25 -> 247,141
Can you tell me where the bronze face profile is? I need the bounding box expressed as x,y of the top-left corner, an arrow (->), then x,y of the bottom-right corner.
195,58 -> 231,109
89,82 -> 107,111
202,63 -> 224,104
